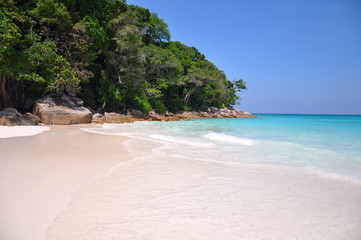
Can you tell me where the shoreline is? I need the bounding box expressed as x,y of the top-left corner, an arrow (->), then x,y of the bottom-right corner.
1,124 -> 361,239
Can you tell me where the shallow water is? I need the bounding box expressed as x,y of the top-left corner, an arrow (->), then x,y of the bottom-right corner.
84,114 -> 361,183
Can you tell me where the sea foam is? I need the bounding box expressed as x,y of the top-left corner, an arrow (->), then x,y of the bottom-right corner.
204,132 -> 254,145
150,134 -> 212,147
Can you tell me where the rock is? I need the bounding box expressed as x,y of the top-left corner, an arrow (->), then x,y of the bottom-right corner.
148,110 -> 157,117
199,112 -> 210,118
21,113 -> 40,125
86,107 -> 95,114
0,108 -> 40,126
209,107 -> 219,113
165,111 -> 174,117
175,111 -> 203,119
220,112 -> 230,117
104,112 -> 134,123
238,111 -> 255,118
166,116 -> 181,121
229,107 -> 255,118
91,113 -> 105,124
0,108 -> 23,126
149,113 -> 164,121
130,109 -> 144,118
33,94 -> 92,125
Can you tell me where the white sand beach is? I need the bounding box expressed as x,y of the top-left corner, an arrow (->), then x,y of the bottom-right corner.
0,126 -> 50,138
0,125 -> 131,240
1,125 -> 361,240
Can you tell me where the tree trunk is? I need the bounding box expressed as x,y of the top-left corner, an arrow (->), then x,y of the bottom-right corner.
184,87 -> 197,105
0,76 -> 9,110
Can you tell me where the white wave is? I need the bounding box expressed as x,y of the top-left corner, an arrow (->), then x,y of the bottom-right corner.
204,132 -> 254,145
150,134 -> 212,147
81,127 -> 132,137
304,166 -> 361,185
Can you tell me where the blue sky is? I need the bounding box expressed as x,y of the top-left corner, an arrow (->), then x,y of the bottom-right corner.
128,0 -> 361,114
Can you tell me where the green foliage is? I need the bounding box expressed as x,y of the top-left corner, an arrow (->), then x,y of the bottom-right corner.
18,41 -> 81,95
0,12 -> 21,74
165,41 -> 205,75
0,0 -> 247,112
31,0 -> 72,32
79,16 -> 109,54
97,76 -> 123,110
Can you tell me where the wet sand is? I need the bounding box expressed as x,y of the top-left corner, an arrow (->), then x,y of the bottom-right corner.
1,125 -> 361,240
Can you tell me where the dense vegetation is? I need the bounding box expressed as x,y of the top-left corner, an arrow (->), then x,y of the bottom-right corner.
0,0 -> 246,113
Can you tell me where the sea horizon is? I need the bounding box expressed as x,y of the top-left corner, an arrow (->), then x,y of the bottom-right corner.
251,112 -> 361,116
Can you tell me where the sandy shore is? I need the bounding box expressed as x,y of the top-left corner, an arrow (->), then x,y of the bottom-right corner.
0,125 -> 131,240
1,125 -> 361,240
0,125 -> 50,138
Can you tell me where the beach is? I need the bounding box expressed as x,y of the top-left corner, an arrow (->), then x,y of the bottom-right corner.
0,125 -> 131,240
1,120 -> 361,240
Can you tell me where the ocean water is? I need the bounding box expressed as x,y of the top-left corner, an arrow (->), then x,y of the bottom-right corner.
85,114 -> 361,183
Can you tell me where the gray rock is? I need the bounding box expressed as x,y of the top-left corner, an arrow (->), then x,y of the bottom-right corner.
0,108 -> 23,126
209,107 -> 219,113
0,108 -> 40,126
130,109 -> 144,118
21,112 -> 40,125
91,113 -> 105,124
33,94 -> 92,125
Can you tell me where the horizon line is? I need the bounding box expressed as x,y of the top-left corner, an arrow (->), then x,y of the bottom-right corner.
251,113 -> 361,116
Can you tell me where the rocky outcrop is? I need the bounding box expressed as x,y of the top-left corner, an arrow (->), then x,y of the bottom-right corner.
90,107 -> 255,124
33,94 -> 92,125
3,93 -> 254,126
91,112 -> 136,124
103,112 -> 134,124
147,111 -> 180,121
174,107 -> 255,119
0,107 -> 40,126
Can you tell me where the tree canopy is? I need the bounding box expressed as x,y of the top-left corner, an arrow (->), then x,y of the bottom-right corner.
0,0 -> 246,113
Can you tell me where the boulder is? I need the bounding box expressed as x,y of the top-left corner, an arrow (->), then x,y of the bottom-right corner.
104,112 -> 134,123
199,112 -> 210,118
220,112 -> 230,117
175,111 -> 202,119
91,113 -> 105,124
0,108 -> 40,126
130,109 -> 144,118
209,107 -> 219,113
33,94 -> 92,125
229,107 -> 255,118
149,112 -> 164,121
165,111 -> 174,117
0,108 -> 23,126
21,112 -> 41,125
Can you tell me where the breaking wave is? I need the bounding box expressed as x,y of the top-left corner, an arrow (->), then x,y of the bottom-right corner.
204,132 -> 254,145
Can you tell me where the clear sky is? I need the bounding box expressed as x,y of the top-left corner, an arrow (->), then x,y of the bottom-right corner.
128,0 -> 361,114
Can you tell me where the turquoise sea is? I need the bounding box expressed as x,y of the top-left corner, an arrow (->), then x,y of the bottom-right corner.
88,114 -> 361,183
